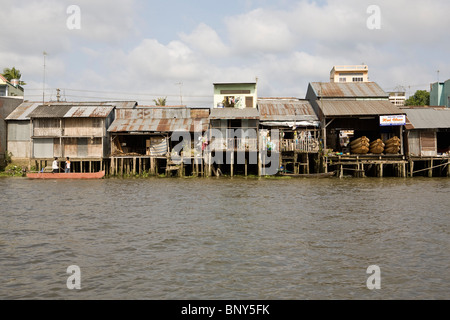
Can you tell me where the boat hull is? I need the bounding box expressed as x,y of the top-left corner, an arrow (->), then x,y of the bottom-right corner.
27,171 -> 105,179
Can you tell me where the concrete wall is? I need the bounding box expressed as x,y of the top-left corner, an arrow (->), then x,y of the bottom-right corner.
0,97 -> 24,164
213,83 -> 257,109
430,80 -> 450,107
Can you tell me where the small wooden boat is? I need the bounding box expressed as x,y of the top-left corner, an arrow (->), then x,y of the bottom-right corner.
26,171 -> 105,179
279,171 -> 336,178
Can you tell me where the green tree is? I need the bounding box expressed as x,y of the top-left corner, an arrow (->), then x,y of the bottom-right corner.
2,67 -> 26,86
405,90 -> 430,106
153,97 -> 167,106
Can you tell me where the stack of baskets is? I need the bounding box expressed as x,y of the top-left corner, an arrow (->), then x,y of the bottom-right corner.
384,137 -> 401,154
350,136 -> 370,154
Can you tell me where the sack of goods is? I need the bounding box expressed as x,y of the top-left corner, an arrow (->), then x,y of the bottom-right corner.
384,136 -> 401,154
351,136 -> 370,154
369,139 -> 385,154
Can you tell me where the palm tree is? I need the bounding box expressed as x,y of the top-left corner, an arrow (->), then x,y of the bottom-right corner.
2,67 -> 26,86
153,97 -> 167,106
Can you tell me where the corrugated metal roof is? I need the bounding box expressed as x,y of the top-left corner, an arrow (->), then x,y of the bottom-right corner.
116,107 -> 194,120
258,98 -> 318,121
64,106 -> 114,118
108,118 -> 209,133
5,102 -> 41,120
404,107 -> 450,129
28,105 -> 73,118
310,82 -> 388,98
319,100 -> 405,117
209,108 -> 260,120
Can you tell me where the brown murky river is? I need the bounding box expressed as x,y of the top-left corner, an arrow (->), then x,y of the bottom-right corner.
0,176 -> 449,299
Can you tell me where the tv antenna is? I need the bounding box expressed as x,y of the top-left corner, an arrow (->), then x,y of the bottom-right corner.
42,51 -> 47,104
176,82 -> 183,105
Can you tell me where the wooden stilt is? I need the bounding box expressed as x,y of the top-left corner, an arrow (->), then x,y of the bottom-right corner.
258,152 -> 262,176
245,157 -> 248,177
429,159 -> 433,178
230,152 -> 234,177
447,159 -> 450,177
402,162 -> 406,178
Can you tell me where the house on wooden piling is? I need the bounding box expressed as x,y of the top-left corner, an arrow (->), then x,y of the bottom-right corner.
108,106 -> 210,176
306,82 -> 408,176
21,101 -> 125,172
208,82 -> 261,176
0,96 -> 24,166
403,106 -> 450,177
4,101 -> 38,163
257,98 -> 321,174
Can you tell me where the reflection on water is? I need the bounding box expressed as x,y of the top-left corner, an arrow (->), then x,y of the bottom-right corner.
0,176 -> 449,299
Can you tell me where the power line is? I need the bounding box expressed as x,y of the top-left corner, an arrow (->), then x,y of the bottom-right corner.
24,87 -> 212,98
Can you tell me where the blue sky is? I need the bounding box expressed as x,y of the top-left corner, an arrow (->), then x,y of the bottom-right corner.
1,0 -> 449,106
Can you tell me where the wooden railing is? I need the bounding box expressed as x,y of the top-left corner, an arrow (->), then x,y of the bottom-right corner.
281,138 -> 320,153
209,138 -> 258,151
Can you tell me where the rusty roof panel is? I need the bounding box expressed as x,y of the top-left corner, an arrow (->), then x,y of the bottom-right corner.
319,100 -> 405,117
115,107 -> 200,120
5,102 -> 41,120
209,108 -> 260,120
190,108 -> 211,119
64,106 -> 114,118
311,82 -> 388,98
258,98 -> 318,121
108,118 -> 209,133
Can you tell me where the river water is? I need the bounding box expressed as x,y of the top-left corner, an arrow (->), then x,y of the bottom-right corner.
0,176 -> 449,300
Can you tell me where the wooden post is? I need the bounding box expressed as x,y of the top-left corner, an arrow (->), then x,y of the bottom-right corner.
230,152 -> 234,177
133,157 -> 136,175
258,151 -> 262,176
447,158 -> 450,177
208,153 -> 212,177
245,157 -> 248,177
306,153 -> 310,174
402,162 -> 406,178
447,159 -> 450,177
339,164 -> 343,178
149,158 -> 153,175
429,159 -> 433,178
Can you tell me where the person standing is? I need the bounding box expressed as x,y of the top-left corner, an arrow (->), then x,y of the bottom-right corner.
52,157 -> 59,173
65,157 -> 71,173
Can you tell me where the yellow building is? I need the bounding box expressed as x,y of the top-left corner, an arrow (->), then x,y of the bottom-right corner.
330,65 -> 369,83
0,75 -> 24,97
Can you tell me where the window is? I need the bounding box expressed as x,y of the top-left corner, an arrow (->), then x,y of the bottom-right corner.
339,78 -> 347,82
92,118 -> 103,127
34,119 -> 60,128
353,77 -> 364,82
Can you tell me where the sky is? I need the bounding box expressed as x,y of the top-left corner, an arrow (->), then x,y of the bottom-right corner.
1,0 -> 449,106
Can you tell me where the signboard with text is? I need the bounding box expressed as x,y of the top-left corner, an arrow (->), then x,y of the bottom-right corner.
380,115 -> 406,127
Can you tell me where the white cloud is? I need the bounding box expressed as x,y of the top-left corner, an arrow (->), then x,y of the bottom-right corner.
226,8 -> 295,54
179,23 -> 229,57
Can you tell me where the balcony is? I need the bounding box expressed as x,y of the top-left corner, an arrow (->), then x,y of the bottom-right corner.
281,138 -> 320,153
